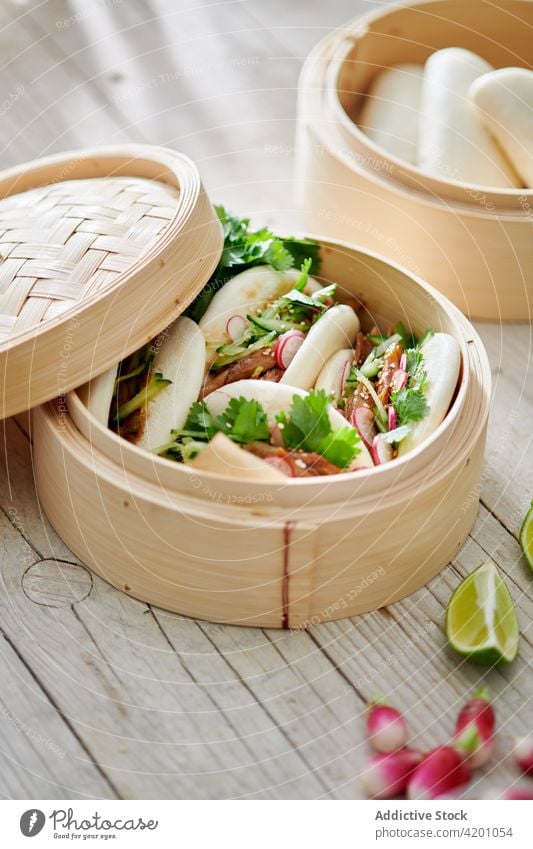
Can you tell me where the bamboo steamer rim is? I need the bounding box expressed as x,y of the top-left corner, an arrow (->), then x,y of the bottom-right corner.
320,0 -> 533,210
62,237 -> 490,510
0,144 -> 223,419
300,34 -> 533,222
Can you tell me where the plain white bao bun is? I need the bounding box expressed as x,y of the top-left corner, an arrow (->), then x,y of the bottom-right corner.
281,304 -> 359,390
358,63 -> 424,164
79,316 -> 206,448
204,378 -> 373,469
469,68 -> 533,188
200,265 -> 320,360
418,48 -> 521,188
398,333 -> 461,457
189,432 -> 286,481
315,348 -> 353,405
136,316 -> 206,451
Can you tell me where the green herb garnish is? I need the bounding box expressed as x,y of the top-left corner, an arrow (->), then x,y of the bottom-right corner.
277,390 -> 360,468
391,386 -> 429,424
186,206 -> 320,322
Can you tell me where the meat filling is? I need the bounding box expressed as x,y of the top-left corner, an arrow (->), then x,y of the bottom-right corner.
245,442 -> 341,477
200,347 -> 279,399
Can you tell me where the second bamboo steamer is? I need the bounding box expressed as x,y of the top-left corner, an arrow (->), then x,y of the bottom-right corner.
295,0 -> 533,321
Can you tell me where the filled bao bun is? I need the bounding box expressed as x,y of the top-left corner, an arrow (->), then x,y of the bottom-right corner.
80,316 -> 206,450
200,266 -> 321,361
315,348 -> 353,405
203,379 -> 373,469
137,317 -> 205,451
313,332 -> 460,460
397,333 -> 460,456
280,305 -> 359,390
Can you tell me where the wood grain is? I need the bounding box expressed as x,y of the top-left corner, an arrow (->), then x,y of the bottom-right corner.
0,0 -> 531,800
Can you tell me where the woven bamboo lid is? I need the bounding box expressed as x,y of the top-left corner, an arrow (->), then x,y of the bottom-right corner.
0,145 -> 223,419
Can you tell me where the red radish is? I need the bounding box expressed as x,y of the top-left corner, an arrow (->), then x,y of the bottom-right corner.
371,434 -> 393,466
339,358 -> 351,398
501,788 -> 533,800
361,749 -> 423,799
390,368 -> 408,393
453,687 -> 495,769
274,330 -> 305,370
400,352 -> 407,371
408,745 -> 471,800
387,406 -> 397,431
352,407 -> 377,450
366,700 -> 407,753
226,314 -> 248,341
513,736 -> 533,775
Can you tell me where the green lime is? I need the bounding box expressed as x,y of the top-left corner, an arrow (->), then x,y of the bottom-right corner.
519,500 -> 533,571
446,561 -> 519,665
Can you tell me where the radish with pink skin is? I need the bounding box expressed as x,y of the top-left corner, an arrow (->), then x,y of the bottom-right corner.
315,348 -> 354,406
407,745 -> 471,800
390,368 -> 408,393
274,330 -> 306,370
372,434 -> 394,465
352,407 -> 377,450
387,406 -> 397,431
499,788 -> 533,800
513,736 -> 533,776
226,314 -> 248,342
361,749 -> 423,799
453,687 -> 495,768
366,700 -> 408,753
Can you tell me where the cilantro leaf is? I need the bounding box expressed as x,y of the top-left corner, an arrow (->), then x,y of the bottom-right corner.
182,401 -> 219,440
169,397 -> 270,460
391,387 -> 429,424
405,347 -> 423,377
277,390 -> 360,468
185,206 -> 320,321
215,397 -> 270,444
277,390 -> 332,453
319,427 -> 361,468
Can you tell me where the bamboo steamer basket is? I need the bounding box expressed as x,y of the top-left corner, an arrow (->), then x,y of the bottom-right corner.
33,236 -> 491,629
295,0 -> 533,321
0,145 -> 222,418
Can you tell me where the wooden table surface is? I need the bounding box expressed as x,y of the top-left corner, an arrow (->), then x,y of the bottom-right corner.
0,0 -> 531,800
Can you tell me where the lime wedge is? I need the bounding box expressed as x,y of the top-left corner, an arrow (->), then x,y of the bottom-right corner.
446,561 -> 519,665
519,500 -> 533,571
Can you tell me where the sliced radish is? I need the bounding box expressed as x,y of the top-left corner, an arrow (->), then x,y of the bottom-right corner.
390,368 -> 408,394
226,314 -> 248,341
388,406 -> 397,431
274,330 -> 306,370
372,434 -> 394,465
400,352 -> 407,372
339,359 -> 351,398
352,407 -> 377,450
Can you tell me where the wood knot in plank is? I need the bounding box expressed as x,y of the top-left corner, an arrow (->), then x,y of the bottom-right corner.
22,559 -> 92,608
